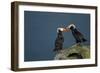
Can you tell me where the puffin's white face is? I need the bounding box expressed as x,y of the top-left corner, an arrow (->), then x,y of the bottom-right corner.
57,24 -> 73,33
57,27 -> 70,33
67,24 -> 76,29
57,28 -> 64,33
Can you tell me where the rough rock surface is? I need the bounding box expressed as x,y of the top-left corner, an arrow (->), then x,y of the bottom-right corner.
54,44 -> 90,60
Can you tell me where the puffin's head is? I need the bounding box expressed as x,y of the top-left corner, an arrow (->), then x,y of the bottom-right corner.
57,24 -> 76,33
57,27 -> 70,33
67,24 -> 76,30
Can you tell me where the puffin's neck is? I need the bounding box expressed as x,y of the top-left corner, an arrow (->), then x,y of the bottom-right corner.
70,26 -> 76,31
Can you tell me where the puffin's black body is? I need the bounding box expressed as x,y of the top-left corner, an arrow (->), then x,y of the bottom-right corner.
53,30 -> 64,51
70,26 -> 87,43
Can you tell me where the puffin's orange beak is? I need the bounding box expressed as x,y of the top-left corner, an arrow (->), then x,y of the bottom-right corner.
62,28 -> 70,32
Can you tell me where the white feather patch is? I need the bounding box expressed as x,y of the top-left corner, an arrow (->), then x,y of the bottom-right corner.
67,24 -> 76,29
57,28 -> 64,33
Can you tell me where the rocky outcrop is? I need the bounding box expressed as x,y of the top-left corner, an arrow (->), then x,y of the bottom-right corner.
54,44 -> 90,60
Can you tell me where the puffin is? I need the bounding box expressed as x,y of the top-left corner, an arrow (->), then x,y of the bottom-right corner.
67,24 -> 87,43
53,27 -> 69,51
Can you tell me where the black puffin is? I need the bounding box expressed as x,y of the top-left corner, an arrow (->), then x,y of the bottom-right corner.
53,28 -> 65,51
67,24 -> 87,43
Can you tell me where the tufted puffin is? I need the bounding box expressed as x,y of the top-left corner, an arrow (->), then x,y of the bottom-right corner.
67,24 -> 87,43
53,28 -> 66,51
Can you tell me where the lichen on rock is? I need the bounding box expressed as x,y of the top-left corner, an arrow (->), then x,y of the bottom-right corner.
54,44 -> 90,60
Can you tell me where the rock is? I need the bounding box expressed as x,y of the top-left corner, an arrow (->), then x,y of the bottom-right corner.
54,44 -> 90,60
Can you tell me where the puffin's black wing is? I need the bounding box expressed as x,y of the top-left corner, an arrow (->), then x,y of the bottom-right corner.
53,31 -> 64,51
72,29 -> 87,43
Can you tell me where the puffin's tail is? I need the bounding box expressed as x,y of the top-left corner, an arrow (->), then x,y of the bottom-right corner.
53,48 -> 56,51
53,48 -> 58,52
82,38 -> 87,42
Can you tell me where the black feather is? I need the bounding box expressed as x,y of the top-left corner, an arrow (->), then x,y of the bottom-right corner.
53,30 -> 64,51
70,28 -> 87,43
